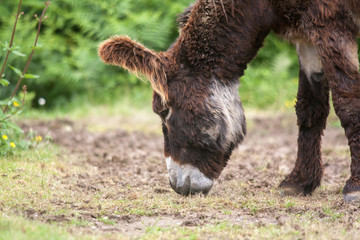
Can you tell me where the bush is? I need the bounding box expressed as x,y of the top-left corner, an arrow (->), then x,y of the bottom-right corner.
0,0 -> 192,108
0,1 -> 50,155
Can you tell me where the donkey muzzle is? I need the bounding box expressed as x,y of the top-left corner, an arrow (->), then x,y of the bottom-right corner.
166,157 -> 214,196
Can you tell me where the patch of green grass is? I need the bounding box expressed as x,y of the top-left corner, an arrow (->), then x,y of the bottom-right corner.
266,199 -> 276,206
21,93 -> 162,135
0,146 -> 61,212
126,208 -> 156,217
22,88 -> 154,121
70,219 -> 90,227
98,216 -> 116,226
322,206 -> 344,221
241,200 -> 259,215
0,215 -> 87,240
284,201 -> 295,208
140,219 -> 360,240
54,209 -> 69,216
222,209 -> 232,215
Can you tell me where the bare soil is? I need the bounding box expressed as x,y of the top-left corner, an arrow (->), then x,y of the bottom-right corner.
19,112 -> 360,238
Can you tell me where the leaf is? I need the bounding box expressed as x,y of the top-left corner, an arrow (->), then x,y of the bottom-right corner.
33,43 -> 43,50
12,50 -> 26,57
2,121 -> 23,133
9,66 -> 23,77
0,100 -> 11,106
1,41 -> 9,51
0,79 -> 9,87
24,74 -> 40,79
16,109 -> 23,115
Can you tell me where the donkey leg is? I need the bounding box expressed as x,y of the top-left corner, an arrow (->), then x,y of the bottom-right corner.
331,73 -> 360,202
312,29 -> 360,202
280,43 -> 330,196
330,61 -> 360,202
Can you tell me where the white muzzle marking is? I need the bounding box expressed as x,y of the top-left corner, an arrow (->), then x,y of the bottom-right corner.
166,157 -> 214,195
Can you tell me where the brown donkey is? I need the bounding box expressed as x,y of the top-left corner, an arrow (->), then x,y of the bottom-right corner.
99,0 -> 360,202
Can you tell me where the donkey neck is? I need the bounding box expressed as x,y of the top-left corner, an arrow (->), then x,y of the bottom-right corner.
171,0 -> 274,81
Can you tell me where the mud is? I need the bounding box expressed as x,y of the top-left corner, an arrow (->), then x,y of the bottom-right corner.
19,112 -> 360,237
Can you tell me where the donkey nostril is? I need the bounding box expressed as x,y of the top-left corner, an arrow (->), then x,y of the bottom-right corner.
169,176 -> 191,196
178,175 -> 191,196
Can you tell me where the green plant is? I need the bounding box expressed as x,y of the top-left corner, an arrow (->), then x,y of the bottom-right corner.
0,0 -> 50,155
0,0 -> 192,108
284,201 -> 295,208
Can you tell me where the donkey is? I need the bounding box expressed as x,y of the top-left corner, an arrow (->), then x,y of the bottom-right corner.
98,0 -> 360,202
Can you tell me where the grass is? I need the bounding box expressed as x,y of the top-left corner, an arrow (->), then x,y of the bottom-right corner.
20,89 -> 161,135
141,219 -> 359,240
0,102 -> 358,239
0,215 -> 88,240
1,145 -> 359,240
0,146 -> 59,209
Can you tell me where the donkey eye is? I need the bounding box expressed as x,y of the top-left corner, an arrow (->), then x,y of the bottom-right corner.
159,109 -> 170,120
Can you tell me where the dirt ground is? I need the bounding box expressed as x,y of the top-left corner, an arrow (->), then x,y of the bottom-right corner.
19,111 -> 360,238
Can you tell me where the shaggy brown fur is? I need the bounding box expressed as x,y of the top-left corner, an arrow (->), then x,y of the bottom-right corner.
98,36 -> 169,103
99,0 -> 360,199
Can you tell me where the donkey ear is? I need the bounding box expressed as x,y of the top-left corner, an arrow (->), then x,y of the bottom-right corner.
98,36 -> 168,102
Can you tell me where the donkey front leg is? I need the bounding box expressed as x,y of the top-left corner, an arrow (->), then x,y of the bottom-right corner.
280,43 -> 330,196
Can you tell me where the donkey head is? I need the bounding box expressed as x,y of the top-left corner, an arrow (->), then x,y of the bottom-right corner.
97,0 -> 277,195
98,35 -> 246,196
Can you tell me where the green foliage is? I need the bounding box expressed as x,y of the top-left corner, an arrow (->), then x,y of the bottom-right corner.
0,0 -> 192,108
0,48 -> 26,155
0,1 -> 50,156
0,97 -> 23,155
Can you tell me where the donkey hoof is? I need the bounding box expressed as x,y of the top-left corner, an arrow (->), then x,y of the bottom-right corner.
343,192 -> 360,203
279,181 -> 302,197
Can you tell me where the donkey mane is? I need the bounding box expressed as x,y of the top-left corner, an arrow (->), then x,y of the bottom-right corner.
177,4 -> 193,29
172,0 -> 274,81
